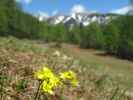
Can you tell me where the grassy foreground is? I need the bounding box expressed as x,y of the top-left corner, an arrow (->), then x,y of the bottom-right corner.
0,36 -> 133,100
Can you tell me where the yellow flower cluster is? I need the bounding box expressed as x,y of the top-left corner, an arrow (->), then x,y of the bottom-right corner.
35,67 -> 54,80
35,66 -> 60,95
41,76 -> 59,95
59,71 -> 78,86
35,65 -> 78,95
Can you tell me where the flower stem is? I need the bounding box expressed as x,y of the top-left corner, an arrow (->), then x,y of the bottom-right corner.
34,81 -> 42,100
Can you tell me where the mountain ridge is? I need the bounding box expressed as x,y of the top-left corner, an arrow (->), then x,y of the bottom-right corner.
37,5 -> 133,26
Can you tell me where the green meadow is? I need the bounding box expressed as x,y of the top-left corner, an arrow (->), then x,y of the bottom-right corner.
0,36 -> 133,100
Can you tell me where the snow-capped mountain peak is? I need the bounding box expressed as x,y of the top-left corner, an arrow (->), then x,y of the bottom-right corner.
53,15 -> 65,24
47,12 -> 114,27
36,5 -> 133,27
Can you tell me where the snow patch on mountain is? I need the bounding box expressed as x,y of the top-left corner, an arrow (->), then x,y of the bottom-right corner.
45,12 -> 115,27
54,16 -> 65,24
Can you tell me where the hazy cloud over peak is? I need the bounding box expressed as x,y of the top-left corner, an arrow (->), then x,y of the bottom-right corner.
71,4 -> 97,14
38,10 -> 49,18
71,4 -> 86,13
110,5 -> 133,15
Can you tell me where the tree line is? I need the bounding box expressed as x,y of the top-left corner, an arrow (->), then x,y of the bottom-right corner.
0,0 -> 133,59
0,0 -> 42,38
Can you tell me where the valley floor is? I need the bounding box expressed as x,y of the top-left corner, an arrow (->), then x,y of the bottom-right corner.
62,44 -> 133,87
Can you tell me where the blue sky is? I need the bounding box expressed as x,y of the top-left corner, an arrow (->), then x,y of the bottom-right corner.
17,0 -> 129,16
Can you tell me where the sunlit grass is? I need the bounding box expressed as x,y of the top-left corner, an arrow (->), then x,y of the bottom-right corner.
0,36 -> 132,100
62,44 -> 133,87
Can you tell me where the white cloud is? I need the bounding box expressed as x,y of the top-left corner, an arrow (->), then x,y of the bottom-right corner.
38,10 -> 49,21
110,5 -> 132,15
71,4 -> 97,14
38,10 -> 49,18
71,4 -> 86,13
52,10 -> 59,16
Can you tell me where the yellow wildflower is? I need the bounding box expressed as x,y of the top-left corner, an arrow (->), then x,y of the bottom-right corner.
35,65 -> 60,95
59,70 -> 78,86
35,66 -> 54,80
59,71 -> 76,80
35,66 -> 78,95
41,81 -> 54,95
40,75 -> 60,95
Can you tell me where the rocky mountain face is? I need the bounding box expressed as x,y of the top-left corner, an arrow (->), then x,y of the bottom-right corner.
37,5 -> 133,27
39,13 -> 115,26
